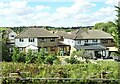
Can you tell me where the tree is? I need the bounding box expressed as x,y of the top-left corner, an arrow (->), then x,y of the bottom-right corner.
12,47 -> 20,62
65,57 -> 79,64
12,47 -> 25,62
1,29 -> 12,62
114,6 -> 120,52
114,6 -> 120,80
36,48 -> 48,64
93,21 -> 117,33
71,49 -> 85,59
25,49 -> 36,63
2,41 -> 11,61
93,22 -> 107,32
71,49 -> 92,63
44,54 -> 57,65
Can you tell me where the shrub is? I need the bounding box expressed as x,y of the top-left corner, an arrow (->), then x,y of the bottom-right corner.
65,57 -> 79,64
44,55 -> 57,65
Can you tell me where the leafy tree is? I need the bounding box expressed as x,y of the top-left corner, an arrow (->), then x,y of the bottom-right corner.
12,47 -> 20,62
65,57 -> 79,64
114,6 -> 120,52
17,52 -> 26,62
71,49 -> 92,63
71,49 -> 85,59
25,49 -> 36,63
93,21 -> 117,33
12,47 -> 25,62
36,48 -> 48,64
44,54 -> 57,65
2,42 -> 11,61
93,22 -> 107,32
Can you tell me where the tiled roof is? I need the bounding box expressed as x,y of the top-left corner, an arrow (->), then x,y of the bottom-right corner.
16,28 -> 58,38
75,29 -> 113,39
54,31 -> 72,39
69,29 -> 113,39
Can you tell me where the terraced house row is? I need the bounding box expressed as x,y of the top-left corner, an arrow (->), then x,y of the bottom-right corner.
6,28 -> 118,58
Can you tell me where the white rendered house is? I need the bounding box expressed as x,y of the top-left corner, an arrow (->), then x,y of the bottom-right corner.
55,29 -> 115,58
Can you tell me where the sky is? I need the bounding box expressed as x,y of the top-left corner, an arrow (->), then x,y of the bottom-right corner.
0,0 -> 119,27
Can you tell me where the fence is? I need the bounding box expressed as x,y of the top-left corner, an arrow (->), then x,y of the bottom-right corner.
0,77 -> 120,84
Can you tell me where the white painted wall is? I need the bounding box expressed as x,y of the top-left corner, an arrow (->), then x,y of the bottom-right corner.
105,50 -> 109,57
64,38 -> 75,46
15,38 -> 38,47
9,31 -> 17,42
75,40 -> 84,45
64,39 -> 101,46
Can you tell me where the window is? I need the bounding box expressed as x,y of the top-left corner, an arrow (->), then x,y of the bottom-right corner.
78,40 -> 81,44
111,39 -> 114,42
101,40 -> 108,43
29,38 -> 34,42
40,38 -> 46,42
85,40 -> 88,43
92,39 -> 97,43
19,38 -> 24,42
50,47 -> 55,51
19,48 -> 24,51
11,35 -> 14,37
50,38 -> 55,42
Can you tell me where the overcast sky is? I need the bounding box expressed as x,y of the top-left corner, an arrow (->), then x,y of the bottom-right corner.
0,0 -> 119,27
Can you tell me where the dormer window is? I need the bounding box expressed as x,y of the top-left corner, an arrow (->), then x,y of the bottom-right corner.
29,38 -> 34,42
19,38 -> 24,42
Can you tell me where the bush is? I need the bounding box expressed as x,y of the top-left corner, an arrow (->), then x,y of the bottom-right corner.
12,47 -> 25,62
44,55 -> 57,65
65,57 -> 79,64
0,61 -> 119,79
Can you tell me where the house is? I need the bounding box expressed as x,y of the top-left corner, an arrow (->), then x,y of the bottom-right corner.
55,29 -> 116,58
15,28 -> 59,54
5,28 -> 17,44
4,28 -> 17,53
54,31 -> 71,56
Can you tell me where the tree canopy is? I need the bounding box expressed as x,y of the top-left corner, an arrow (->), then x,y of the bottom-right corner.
114,6 -> 120,52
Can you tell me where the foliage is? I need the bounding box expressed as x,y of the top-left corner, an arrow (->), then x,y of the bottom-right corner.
1,29 -> 12,62
93,21 -> 116,33
2,42 -> 12,62
71,49 -> 92,63
11,48 -> 59,65
93,22 -> 108,32
71,49 -> 85,58
93,6 -> 120,55
12,47 -> 25,62
114,6 -> 120,52
0,61 -> 119,83
25,49 -> 37,63
36,48 -> 48,64
44,54 -> 57,65
65,57 -> 79,64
